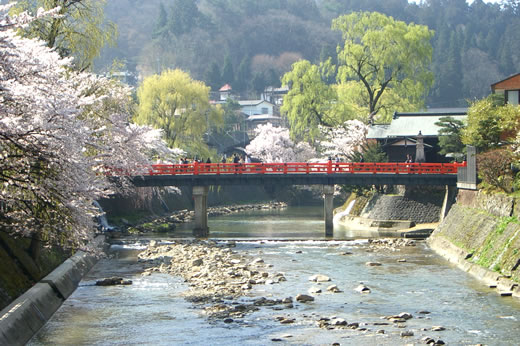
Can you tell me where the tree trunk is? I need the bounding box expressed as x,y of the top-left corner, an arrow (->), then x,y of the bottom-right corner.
29,235 -> 42,264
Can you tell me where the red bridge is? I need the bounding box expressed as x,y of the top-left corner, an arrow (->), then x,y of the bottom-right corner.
145,161 -> 464,176
126,161 -> 466,237
130,161 -> 466,188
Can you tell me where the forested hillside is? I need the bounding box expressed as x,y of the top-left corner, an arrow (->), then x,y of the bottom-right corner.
96,0 -> 520,108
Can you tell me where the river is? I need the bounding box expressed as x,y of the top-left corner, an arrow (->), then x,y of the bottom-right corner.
29,206 -> 520,345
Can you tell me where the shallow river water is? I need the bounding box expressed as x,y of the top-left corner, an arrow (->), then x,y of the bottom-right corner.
29,207 -> 520,345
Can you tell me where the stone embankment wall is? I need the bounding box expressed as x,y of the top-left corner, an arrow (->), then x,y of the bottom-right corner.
337,186 -> 448,231
428,190 -> 520,297
361,191 -> 443,223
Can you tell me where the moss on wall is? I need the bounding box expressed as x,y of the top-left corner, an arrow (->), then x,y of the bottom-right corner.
0,232 -> 71,311
430,190 -> 520,283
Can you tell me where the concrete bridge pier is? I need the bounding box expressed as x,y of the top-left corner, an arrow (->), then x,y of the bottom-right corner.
323,185 -> 334,237
193,186 -> 209,237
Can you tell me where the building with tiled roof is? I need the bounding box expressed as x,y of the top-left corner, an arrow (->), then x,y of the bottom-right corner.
367,109 -> 467,162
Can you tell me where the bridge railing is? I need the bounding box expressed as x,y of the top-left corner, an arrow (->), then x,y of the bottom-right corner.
144,161 -> 466,176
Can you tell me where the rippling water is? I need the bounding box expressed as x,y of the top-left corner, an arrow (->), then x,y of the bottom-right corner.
29,207 -> 520,345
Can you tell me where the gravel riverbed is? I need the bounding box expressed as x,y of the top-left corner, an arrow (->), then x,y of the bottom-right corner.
136,238 -> 454,345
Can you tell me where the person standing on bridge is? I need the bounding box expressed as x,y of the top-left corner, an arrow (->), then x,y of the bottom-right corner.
334,155 -> 340,172
233,153 -> 240,173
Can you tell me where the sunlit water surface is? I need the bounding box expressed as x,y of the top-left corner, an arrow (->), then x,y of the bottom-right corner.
29,207 -> 520,345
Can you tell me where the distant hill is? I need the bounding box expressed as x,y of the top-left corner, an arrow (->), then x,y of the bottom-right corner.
95,0 -> 520,108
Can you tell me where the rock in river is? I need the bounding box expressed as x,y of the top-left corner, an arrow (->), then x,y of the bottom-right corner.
365,262 -> 382,267
308,274 -> 331,282
95,277 -> 133,286
327,284 -> 342,293
295,294 -> 315,303
354,284 -> 371,293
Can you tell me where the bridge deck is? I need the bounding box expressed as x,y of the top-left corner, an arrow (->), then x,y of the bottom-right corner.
127,162 -> 464,187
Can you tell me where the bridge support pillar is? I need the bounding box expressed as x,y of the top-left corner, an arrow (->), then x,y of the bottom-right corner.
193,186 -> 209,237
323,185 -> 334,237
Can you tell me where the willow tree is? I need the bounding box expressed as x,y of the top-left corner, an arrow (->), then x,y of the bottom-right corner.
135,69 -> 223,158
281,59 -> 359,142
332,12 -> 434,122
12,0 -> 117,71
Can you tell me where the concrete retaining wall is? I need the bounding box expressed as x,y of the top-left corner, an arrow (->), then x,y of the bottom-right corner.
0,236 -> 103,346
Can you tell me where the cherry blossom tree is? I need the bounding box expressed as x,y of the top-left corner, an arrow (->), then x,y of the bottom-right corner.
0,5 -> 172,256
245,123 -> 316,162
319,120 -> 368,160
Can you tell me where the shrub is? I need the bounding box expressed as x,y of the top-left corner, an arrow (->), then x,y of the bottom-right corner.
477,148 -> 514,192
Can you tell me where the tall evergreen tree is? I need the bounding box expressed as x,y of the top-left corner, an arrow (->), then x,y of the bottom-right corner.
152,2 -> 169,39
235,56 -> 252,92
205,62 -> 223,91
221,55 -> 235,86
252,72 -> 267,95
168,0 -> 201,36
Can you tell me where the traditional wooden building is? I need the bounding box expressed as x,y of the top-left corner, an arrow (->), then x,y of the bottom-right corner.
367,109 -> 467,162
491,73 -> 520,105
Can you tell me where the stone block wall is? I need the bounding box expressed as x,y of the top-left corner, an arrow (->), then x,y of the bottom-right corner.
360,189 -> 445,224
429,189 -> 520,289
457,190 -> 515,217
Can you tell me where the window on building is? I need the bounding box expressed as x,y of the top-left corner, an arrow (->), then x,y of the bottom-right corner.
506,90 -> 519,105
261,107 -> 268,114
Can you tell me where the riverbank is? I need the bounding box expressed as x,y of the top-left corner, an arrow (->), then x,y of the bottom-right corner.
0,235 -> 104,346
428,189 -> 520,298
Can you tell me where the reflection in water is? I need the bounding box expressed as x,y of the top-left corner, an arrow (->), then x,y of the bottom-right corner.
28,206 -> 520,346
170,206 -> 380,240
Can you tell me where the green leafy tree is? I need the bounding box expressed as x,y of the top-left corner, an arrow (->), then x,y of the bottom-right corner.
221,99 -> 242,131
462,94 -> 520,151
462,98 -> 502,151
13,0 -> 117,71
435,116 -> 466,156
135,69 -> 223,157
348,142 -> 388,163
281,59 -> 344,142
332,11 -> 434,122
